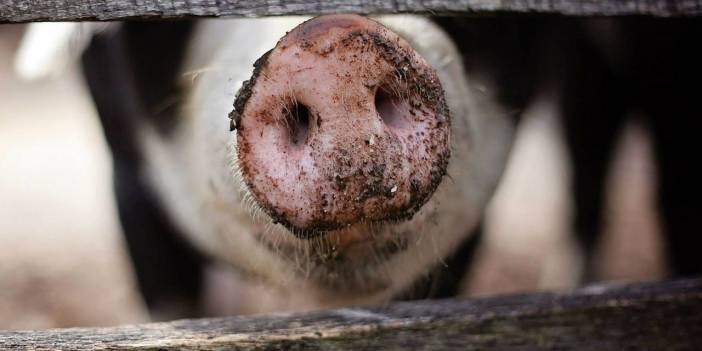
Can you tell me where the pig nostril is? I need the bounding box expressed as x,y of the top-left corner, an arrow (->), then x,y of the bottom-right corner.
285,103 -> 311,146
375,88 -> 405,130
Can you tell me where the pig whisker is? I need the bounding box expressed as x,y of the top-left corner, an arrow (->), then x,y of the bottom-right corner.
180,66 -> 225,83
313,235 -> 325,261
286,238 -> 301,276
309,235 -> 321,260
290,88 -> 299,110
302,241 -> 313,279
268,224 -> 285,255
411,224 -> 429,266
428,224 -> 445,268
323,235 -> 335,257
278,85 -> 302,135
252,201 -> 265,224
444,172 -> 456,185
373,224 -> 397,286
229,140 -> 276,232
368,233 -> 386,281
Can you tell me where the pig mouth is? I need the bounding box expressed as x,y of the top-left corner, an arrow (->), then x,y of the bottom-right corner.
252,209 -> 434,294
231,14 -> 451,241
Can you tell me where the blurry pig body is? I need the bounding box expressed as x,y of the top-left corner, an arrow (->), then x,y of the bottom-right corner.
556,19 -> 702,281
79,16 -> 517,317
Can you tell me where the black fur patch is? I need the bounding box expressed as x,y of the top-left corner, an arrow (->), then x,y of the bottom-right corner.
81,21 -> 204,319
122,21 -> 195,135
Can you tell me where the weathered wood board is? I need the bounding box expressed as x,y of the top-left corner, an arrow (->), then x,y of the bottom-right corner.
1,0 -> 702,23
1,278 -> 701,350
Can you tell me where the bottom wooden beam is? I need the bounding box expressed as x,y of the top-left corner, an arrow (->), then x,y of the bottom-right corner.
1,278 -> 701,350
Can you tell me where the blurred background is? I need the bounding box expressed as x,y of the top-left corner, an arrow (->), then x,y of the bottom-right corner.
0,24 -> 666,330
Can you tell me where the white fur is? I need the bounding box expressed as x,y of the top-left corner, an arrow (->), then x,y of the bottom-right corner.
138,16 -> 515,307
14,22 -> 110,80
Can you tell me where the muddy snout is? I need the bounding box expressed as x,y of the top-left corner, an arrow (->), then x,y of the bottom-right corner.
232,14 -> 451,237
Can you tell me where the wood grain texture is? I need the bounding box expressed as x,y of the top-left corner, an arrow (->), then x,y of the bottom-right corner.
1,278 -> 701,350
1,0 -> 702,23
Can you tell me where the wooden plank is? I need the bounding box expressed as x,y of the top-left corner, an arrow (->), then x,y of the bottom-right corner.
1,0 -> 702,23
1,278 -> 701,350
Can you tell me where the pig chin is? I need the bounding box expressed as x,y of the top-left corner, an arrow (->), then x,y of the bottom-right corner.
250,195 -> 440,294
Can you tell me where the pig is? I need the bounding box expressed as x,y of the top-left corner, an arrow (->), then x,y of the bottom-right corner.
73,15 -> 523,318
71,15 -> 702,321
30,14 -> 700,321
554,18 -> 702,281
436,17 -> 702,285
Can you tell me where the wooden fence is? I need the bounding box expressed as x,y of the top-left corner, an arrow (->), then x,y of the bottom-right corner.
1,278 -> 701,350
2,0 -> 702,23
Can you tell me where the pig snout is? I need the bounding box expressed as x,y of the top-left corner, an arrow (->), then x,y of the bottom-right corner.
231,14 -> 451,236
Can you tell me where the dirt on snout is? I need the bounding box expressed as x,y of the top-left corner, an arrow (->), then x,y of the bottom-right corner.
233,15 -> 450,237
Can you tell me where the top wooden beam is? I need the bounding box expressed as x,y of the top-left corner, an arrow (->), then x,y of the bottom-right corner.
1,0 -> 702,23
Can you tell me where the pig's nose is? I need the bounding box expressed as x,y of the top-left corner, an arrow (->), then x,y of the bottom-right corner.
232,14 -> 450,237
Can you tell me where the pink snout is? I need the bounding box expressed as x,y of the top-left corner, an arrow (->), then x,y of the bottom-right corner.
231,14 -> 450,237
